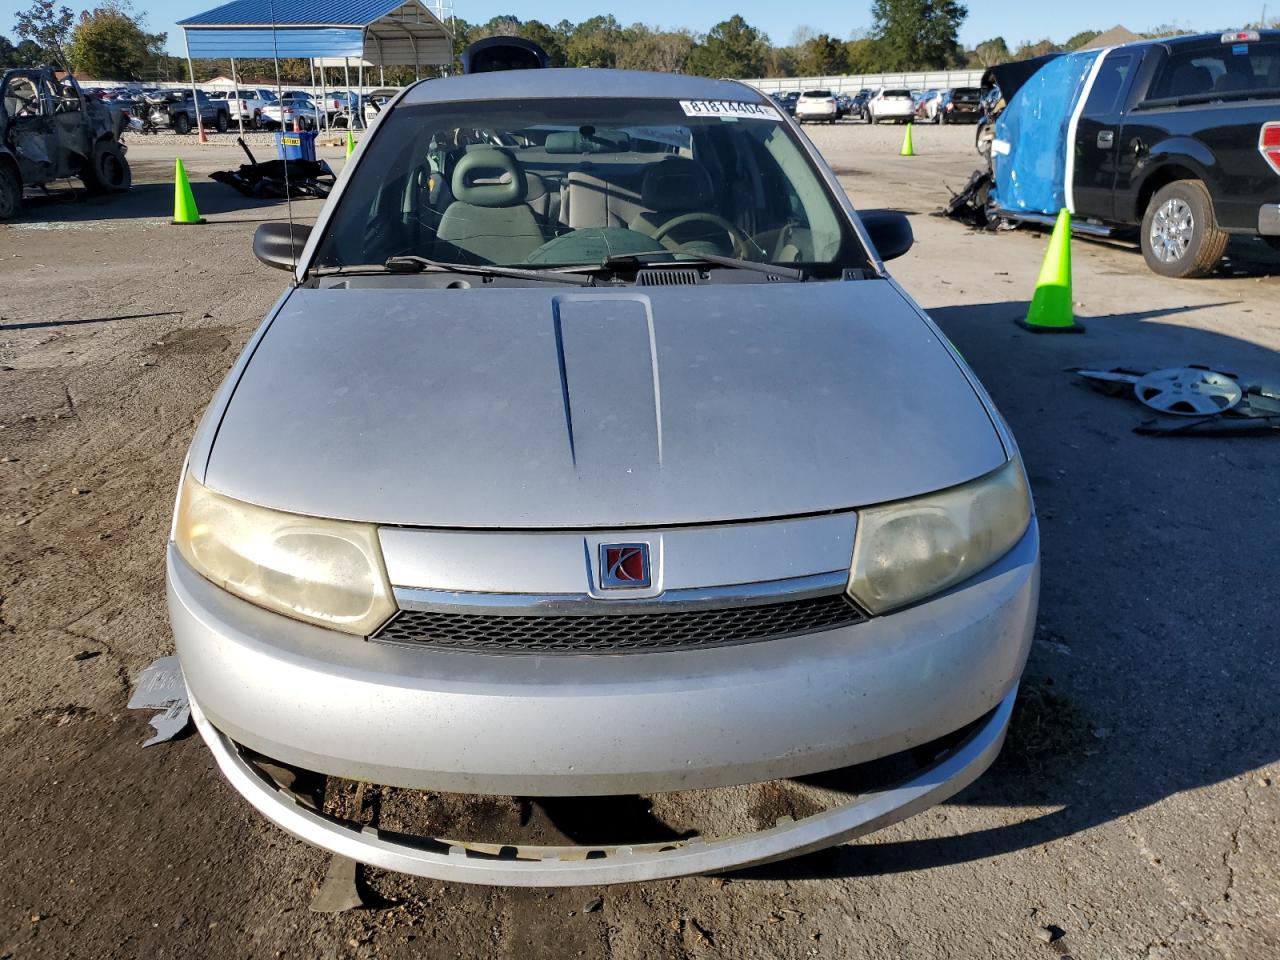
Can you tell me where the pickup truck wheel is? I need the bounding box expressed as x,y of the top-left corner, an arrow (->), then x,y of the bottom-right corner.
1141,180 -> 1229,279
82,140 -> 131,193
215,111 -> 229,133
0,161 -> 21,220
173,113 -> 191,135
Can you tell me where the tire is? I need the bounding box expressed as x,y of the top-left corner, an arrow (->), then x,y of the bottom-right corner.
173,112 -> 191,135
0,160 -> 22,220
940,112 -> 949,125
1140,180 -> 1229,279
215,111 -> 229,133
1265,237 -> 1280,253
82,139 -> 131,194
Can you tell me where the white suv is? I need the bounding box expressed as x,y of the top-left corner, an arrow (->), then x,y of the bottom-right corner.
868,88 -> 916,124
210,88 -> 276,127
795,89 -> 838,124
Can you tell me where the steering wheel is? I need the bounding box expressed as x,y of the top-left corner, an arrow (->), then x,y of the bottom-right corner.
651,212 -> 755,259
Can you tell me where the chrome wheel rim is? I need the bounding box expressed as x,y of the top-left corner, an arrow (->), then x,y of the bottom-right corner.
1151,198 -> 1194,263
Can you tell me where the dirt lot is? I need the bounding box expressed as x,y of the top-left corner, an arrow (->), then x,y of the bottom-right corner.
1,123 -> 1278,960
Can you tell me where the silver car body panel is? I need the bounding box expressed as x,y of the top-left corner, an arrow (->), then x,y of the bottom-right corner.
378,510 -> 856,596
200,282 -> 1006,528
168,522 -> 1037,796
187,684 -> 1016,886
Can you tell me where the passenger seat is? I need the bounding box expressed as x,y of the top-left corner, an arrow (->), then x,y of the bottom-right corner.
434,148 -> 548,264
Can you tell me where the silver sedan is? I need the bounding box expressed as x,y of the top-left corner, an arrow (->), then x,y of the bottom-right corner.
168,67 -> 1038,885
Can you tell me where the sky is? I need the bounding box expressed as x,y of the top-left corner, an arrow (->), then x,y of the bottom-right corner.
0,0 -> 1271,57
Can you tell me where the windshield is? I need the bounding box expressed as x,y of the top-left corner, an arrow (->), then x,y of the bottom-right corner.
311,96 -> 867,278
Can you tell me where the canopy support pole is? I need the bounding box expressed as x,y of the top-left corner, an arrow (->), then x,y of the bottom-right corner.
343,57 -> 352,129
357,38 -> 365,129
182,31 -> 206,142
230,57 -> 245,137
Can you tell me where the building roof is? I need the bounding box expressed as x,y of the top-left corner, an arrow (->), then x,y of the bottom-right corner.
1078,25 -> 1141,49
402,68 -> 769,104
178,0 -> 451,65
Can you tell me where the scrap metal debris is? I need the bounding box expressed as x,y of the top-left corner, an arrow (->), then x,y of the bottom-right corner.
309,855 -> 370,914
1074,364 -> 1280,436
127,655 -> 189,746
209,138 -> 336,200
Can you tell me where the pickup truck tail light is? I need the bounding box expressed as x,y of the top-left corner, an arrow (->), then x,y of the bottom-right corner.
1262,123 -> 1280,176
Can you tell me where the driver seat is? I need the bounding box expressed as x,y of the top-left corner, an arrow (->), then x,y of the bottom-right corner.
629,157 -> 723,252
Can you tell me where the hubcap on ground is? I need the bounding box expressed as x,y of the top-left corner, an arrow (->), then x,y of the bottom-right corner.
1151,198 -> 1194,263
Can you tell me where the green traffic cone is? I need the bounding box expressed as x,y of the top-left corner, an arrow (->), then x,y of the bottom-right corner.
900,123 -> 915,157
345,128 -> 356,158
172,158 -> 205,226
1018,208 -> 1083,333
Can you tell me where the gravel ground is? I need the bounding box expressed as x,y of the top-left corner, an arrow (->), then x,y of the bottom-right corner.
1,125 -> 1278,960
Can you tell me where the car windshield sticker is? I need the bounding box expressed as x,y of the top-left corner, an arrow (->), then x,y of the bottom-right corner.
679,100 -> 782,121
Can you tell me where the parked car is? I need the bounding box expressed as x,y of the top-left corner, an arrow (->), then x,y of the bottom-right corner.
172,66 -> 1038,886
835,93 -> 854,119
324,90 -> 364,126
210,88 -> 277,127
259,95 -> 323,131
362,87 -> 402,125
915,89 -> 942,122
984,29 -> 1280,277
0,68 -> 130,218
867,87 -> 915,124
937,87 -> 983,124
145,89 -> 229,134
848,89 -> 872,121
795,88 -> 838,123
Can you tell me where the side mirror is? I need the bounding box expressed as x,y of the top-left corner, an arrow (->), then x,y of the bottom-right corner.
253,221 -> 311,271
859,209 -> 914,262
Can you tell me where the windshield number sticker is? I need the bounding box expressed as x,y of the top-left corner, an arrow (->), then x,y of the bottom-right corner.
679,100 -> 782,121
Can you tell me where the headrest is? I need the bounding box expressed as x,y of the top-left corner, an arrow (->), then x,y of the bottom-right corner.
640,157 -> 714,212
451,148 -> 525,207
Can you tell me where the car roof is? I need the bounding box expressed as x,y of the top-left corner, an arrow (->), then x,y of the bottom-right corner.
401,68 -> 768,105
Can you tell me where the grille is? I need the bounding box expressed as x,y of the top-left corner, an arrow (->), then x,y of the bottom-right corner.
374,593 -> 866,654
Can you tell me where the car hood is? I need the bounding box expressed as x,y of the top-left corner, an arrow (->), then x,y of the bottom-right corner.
202,279 -> 1006,528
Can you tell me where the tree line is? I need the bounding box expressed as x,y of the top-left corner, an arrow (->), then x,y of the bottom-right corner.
2,0 -> 1254,84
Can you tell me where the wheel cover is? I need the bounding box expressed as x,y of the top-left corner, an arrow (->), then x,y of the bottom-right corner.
1150,197 -> 1194,263
1133,367 -> 1242,416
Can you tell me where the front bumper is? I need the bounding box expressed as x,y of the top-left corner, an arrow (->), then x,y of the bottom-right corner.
188,685 -> 1016,886
168,523 -> 1038,797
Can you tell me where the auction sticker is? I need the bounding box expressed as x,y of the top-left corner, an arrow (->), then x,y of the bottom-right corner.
679,100 -> 782,121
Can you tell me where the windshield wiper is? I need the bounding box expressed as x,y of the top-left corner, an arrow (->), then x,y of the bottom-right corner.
382,255 -> 598,286
567,251 -> 805,282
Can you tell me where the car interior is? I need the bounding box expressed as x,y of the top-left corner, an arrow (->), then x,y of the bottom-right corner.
319,108 -> 854,273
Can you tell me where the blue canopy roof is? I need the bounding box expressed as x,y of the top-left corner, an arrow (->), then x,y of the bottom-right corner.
178,0 -> 451,64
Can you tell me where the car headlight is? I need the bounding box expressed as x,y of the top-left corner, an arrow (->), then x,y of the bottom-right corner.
848,459 -> 1031,615
173,472 -> 395,635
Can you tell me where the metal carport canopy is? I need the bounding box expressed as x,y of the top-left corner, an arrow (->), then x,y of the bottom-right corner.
177,0 -> 452,66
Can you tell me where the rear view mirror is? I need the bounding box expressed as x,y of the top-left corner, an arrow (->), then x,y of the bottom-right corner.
859,209 -> 914,262
253,221 -> 312,271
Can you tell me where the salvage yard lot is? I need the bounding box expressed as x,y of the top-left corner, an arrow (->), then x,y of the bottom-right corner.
1,125 -> 1278,959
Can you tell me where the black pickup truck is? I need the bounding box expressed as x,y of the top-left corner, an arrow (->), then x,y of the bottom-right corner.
985,31 -> 1280,278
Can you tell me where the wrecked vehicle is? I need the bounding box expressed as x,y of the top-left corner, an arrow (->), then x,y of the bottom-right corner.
169,66 -> 1038,886
0,68 -> 129,218
955,30 -> 1280,278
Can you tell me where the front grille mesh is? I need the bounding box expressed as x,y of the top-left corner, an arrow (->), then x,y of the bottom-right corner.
374,593 -> 866,654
